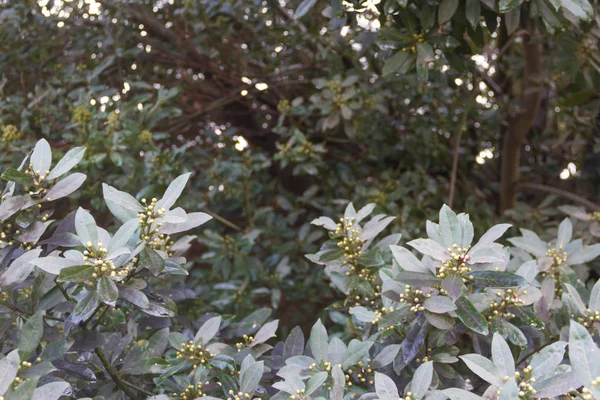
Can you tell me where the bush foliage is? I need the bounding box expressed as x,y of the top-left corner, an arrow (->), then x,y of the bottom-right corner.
1,0 -> 600,399
1,139 -> 600,400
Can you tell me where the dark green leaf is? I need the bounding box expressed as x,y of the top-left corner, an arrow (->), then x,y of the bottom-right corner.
469,271 -> 528,288
17,311 -> 44,359
58,264 -> 94,283
513,306 -> 544,329
395,271 -> 440,287
456,296 -> 489,335
438,0 -> 459,24
402,315 -> 429,363
382,50 -> 412,76
97,276 -> 118,306
65,290 -> 99,332
499,0 -> 524,13
1,168 -> 33,185
140,247 -> 165,275
294,0 -> 317,19
466,0 -> 481,28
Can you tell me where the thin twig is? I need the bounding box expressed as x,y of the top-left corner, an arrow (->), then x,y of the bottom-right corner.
95,347 -> 138,400
515,182 -> 600,212
55,279 -> 73,302
449,112 -> 468,209
121,379 -> 155,396
204,208 -> 243,232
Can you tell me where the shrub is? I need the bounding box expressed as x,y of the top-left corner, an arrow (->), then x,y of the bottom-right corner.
1,140 -> 600,400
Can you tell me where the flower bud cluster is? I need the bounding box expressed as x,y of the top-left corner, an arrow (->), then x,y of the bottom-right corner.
346,359 -> 374,386
437,244 -> 471,279
577,309 -> 600,330
227,390 -> 251,400
399,285 -> 430,313
138,198 -> 171,251
176,341 -> 215,368
235,334 -> 254,351
84,242 -> 132,282
486,289 -> 526,321
546,247 -> 568,266
176,383 -> 204,400
2,125 -> 21,142
336,217 -> 368,279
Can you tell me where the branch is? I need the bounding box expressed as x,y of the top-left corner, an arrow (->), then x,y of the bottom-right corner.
515,182 -> 600,212
449,111 -> 468,208
204,208 -> 243,232
95,348 -> 138,400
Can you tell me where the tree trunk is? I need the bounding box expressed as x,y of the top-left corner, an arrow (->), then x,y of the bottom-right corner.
499,30 -> 544,213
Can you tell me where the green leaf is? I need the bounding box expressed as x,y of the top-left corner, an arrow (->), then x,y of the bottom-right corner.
529,341 -> 566,380
561,0 -> 594,20
382,50 -> 411,77
140,247 -> 165,275
239,360 -> 264,395
491,333 -> 515,377
375,372 -> 399,400
7,376 -> 39,400
0,350 -> 20,394
305,371 -> 328,396
468,271 -> 528,287
0,249 -> 42,286
357,251 -> 384,267
499,377 -> 519,400
438,0 -> 459,24
567,244 -> 600,265
43,173 -> 86,202
58,264 -> 95,283
331,365 -> 345,400
411,361 -> 433,399
512,306 -> 544,329
441,388 -> 484,400
65,290 -> 99,332
395,271 -> 440,287
309,319 -> 328,362
372,344 -> 401,368
499,0 -> 524,13
504,7 -> 520,35
118,285 -> 149,309
75,207 -> 98,248
423,295 -> 457,313
47,146 -> 85,180
32,381 -> 70,400
283,326 -> 304,358
1,168 -> 33,185
498,320 -> 527,347
17,311 -> 44,360
156,172 -> 191,211
569,321 -> 600,390
442,275 -> 464,301
465,0 -> 481,28
390,245 -> 429,273
349,306 -> 378,323
402,315 -> 428,363
548,0 -> 561,10
459,354 -> 503,386
194,316 -> 221,345
455,296 -> 489,335
143,297 -> 177,318
102,183 -> 143,223
343,340 -> 373,369
294,0 -> 317,19
416,43 -> 434,81
97,276 -> 118,306
31,139 -> 52,175
252,319 -> 278,345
